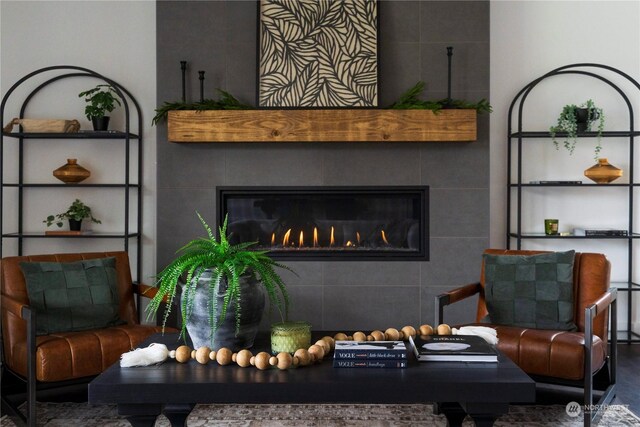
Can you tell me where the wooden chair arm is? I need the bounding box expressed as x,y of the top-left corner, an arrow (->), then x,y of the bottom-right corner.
1,293 -> 29,319
435,282 -> 482,325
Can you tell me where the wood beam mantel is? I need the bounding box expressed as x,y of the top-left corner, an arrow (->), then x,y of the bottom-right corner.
167,109 -> 477,143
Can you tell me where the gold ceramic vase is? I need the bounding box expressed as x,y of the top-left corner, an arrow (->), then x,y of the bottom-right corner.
584,158 -> 623,184
53,158 -> 90,184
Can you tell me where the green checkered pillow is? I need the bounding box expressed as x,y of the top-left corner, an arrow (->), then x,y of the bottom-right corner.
20,257 -> 124,335
482,250 -> 577,331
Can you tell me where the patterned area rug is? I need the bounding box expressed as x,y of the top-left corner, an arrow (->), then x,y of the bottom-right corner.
1,402 -> 639,426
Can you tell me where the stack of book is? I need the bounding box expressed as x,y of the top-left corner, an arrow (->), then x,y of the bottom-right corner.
332,340 -> 408,368
573,228 -> 628,237
409,334 -> 498,363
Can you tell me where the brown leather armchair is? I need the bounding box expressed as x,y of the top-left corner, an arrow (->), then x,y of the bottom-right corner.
1,251 -> 172,427
436,249 -> 617,427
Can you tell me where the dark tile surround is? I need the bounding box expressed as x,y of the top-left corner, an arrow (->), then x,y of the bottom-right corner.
156,1 -> 490,330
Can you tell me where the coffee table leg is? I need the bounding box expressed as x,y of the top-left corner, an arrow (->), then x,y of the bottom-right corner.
163,403 -> 196,427
462,402 -> 509,427
433,402 -> 467,427
118,403 -> 162,427
434,402 -> 509,427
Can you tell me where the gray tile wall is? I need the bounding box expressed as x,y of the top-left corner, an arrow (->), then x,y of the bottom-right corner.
156,0 -> 490,331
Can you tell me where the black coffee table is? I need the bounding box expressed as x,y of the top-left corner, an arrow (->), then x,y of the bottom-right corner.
89,332 -> 535,427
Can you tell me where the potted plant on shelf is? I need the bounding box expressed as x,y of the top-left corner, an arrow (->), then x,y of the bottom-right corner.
146,213 -> 292,351
78,84 -> 122,131
549,99 -> 605,160
44,198 -> 101,231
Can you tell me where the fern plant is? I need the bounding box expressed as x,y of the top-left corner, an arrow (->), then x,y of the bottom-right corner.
389,81 -> 492,114
146,213 -> 291,342
151,89 -> 252,125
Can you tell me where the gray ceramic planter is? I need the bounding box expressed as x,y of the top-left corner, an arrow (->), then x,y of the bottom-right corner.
182,269 -> 265,351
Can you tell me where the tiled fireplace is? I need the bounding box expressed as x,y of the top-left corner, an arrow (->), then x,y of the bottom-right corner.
156,1 -> 490,329
218,186 -> 428,260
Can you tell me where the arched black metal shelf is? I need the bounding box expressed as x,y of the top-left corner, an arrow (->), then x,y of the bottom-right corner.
506,63 -> 639,344
2,183 -> 140,188
2,131 -> 140,139
0,65 -> 143,283
510,130 -> 640,138
2,233 -> 140,238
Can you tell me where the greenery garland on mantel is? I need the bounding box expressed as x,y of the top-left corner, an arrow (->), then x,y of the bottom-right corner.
151,82 -> 492,126
168,323 -> 453,371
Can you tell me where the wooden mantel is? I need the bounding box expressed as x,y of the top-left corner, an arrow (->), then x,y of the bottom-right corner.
167,109 -> 477,143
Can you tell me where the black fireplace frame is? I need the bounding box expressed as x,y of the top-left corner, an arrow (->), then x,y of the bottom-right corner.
216,186 -> 429,261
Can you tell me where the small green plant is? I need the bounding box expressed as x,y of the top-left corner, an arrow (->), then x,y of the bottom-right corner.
78,84 -> 122,120
152,89 -> 252,125
44,199 -> 101,228
146,213 -> 291,341
549,99 -> 605,160
388,81 -> 492,114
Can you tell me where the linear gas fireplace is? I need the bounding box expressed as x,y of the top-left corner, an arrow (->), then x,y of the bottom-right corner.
217,186 -> 428,261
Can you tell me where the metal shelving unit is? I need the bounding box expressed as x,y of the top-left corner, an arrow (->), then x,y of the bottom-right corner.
0,65 -> 143,282
507,63 -> 639,343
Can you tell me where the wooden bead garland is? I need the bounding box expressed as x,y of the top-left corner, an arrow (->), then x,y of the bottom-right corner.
168,323 -> 452,371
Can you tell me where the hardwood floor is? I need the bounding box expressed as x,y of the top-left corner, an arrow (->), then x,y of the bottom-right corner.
615,343 -> 640,415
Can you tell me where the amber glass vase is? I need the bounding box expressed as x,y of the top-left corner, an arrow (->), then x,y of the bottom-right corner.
584,158 -> 623,184
52,158 -> 90,183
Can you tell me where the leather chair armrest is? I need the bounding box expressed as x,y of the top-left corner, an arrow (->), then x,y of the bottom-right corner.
133,282 -> 172,304
1,294 -> 29,319
435,282 -> 482,325
133,282 -> 159,299
584,288 -> 617,400
589,289 -> 616,318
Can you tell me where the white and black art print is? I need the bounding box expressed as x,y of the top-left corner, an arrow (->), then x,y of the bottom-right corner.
258,0 -> 378,107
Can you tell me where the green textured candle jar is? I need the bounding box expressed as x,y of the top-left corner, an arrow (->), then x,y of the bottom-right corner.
271,321 -> 311,354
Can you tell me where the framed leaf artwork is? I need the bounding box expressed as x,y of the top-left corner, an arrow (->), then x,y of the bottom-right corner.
258,0 -> 378,107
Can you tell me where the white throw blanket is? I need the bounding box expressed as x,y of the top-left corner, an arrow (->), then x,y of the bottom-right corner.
120,343 -> 169,367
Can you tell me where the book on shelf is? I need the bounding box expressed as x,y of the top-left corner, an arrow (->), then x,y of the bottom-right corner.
332,358 -> 408,368
528,180 -> 583,185
409,334 -> 498,363
333,340 -> 407,360
573,228 -> 628,237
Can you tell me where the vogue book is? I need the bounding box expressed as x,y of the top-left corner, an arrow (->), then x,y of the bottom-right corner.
333,340 -> 407,360
409,335 -> 499,363
332,359 -> 408,368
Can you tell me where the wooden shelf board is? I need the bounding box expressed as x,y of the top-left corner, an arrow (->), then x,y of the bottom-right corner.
167,109 -> 477,143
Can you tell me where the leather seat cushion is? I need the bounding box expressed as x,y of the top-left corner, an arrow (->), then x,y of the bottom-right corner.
488,324 -> 606,381
9,324 -> 166,382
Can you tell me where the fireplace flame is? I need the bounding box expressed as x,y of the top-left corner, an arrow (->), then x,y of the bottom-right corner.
267,225 -> 398,250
